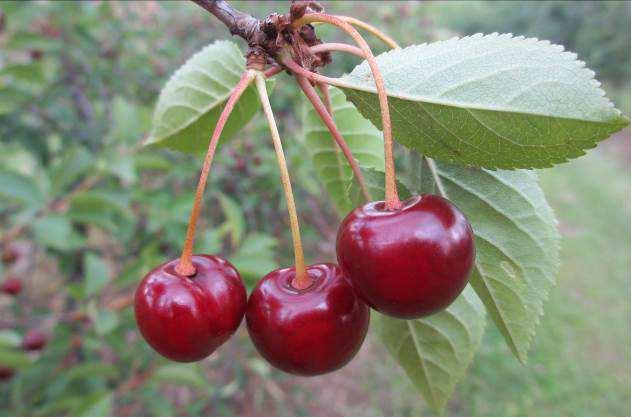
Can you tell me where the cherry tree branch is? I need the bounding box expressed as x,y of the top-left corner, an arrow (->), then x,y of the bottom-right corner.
190,0 -> 260,45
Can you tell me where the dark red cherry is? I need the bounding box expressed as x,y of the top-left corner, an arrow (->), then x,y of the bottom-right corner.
134,255 -> 247,362
246,263 -> 369,376
0,366 -> 14,382
337,195 -> 475,319
1,277 -> 22,296
22,329 -> 48,351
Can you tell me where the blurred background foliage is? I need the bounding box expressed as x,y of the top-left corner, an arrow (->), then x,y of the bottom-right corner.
0,1 -> 629,416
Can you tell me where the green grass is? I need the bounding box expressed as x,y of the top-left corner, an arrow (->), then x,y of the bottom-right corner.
368,150 -> 631,417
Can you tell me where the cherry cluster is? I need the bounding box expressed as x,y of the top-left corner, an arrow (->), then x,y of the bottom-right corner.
134,2 -> 475,377
135,195 -> 473,376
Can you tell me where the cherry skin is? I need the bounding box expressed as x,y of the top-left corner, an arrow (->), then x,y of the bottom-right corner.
337,195 -> 475,319
0,366 -> 14,382
1,277 -> 22,296
22,329 -> 48,352
134,255 -> 247,362
246,263 -> 369,376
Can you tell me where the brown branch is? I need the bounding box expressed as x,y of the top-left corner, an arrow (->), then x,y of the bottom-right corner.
190,0 -> 260,45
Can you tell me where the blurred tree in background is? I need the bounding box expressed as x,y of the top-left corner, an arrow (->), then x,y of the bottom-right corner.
0,2 -> 629,417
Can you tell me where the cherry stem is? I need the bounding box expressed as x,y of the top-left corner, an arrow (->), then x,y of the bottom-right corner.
176,70 -> 256,277
317,82 -> 347,196
310,43 -> 363,58
317,82 -> 334,115
296,75 -> 371,202
254,72 -> 310,290
425,157 -> 448,198
334,16 -> 401,50
291,13 -> 400,210
345,20 -> 446,199
264,65 -> 283,78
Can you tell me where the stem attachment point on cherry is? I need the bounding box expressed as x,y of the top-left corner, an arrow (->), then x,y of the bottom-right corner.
175,70 -> 256,277
254,72 -> 310,290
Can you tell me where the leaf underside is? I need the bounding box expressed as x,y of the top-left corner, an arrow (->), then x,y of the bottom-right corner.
301,87 -> 384,213
339,33 -> 629,169
147,40 -> 271,153
421,163 -> 560,363
374,287 -> 485,414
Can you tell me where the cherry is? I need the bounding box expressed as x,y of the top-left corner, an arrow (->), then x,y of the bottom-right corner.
246,263 -> 369,376
337,195 -> 475,319
0,366 -> 14,382
1,277 -> 22,296
1,246 -> 19,265
134,255 -> 247,362
22,329 -> 48,352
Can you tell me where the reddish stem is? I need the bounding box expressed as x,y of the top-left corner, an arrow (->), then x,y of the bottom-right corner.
317,83 -> 334,115
264,65 -> 283,78
296,75 -> 371,202
310,43 -> 363,58
176,70 -> 256,276
292,13 -> 401,209
335,16 -> 400,50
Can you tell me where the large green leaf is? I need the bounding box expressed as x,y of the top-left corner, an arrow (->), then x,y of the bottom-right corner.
147,40 -> 270,153
338,33 -> 629,169
405,160 -> 560,362
301,87 -> 384,213
374,287 -> 485,414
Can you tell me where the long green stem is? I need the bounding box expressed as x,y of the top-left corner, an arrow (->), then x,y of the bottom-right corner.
176,70 -> 256,276
254,72 -> 310,289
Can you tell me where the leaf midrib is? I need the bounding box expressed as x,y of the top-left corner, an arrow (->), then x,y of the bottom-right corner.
339,78 -> 626,125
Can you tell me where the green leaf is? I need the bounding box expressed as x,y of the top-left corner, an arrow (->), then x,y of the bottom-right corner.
32,215 -> 84,251
107,96 -> 151,145
374,287 -> 485,414
0,331 -> 21,348
88,305 -> 119,336
48,146 -> 94,195
5,31 -> 61,52
218,193 -> 245,248
230,233 -> 278,283
301,86 -> 384,213
84,253 -> 110,297
0,348 -> 31,369
347,167 -> 412,207
412,161 -> 560,362
0,169 -> 43,207
152,364 -> 206,389
76,392 -> 112,417
0,86 -> 32,115
339,33 -> 629,169
65,363 -> 119,381
147,40 -> 271,153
